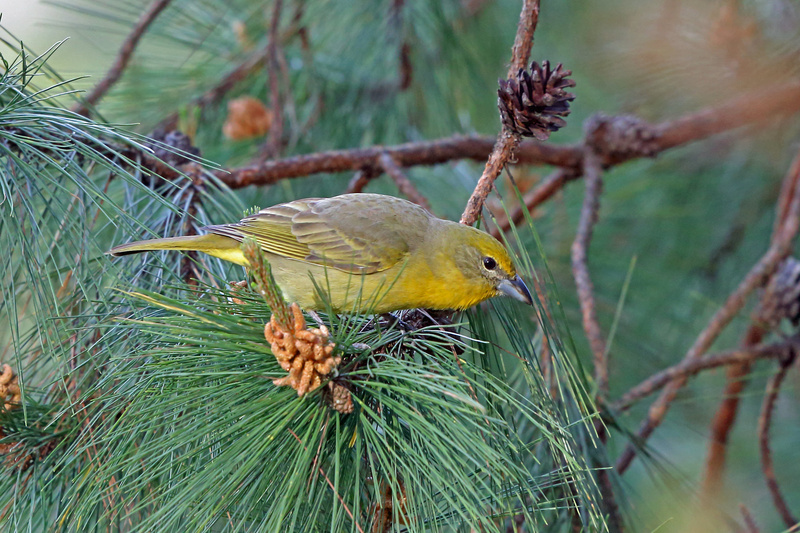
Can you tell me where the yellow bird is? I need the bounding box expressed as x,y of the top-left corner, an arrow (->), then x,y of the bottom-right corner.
109,193 -> 532,313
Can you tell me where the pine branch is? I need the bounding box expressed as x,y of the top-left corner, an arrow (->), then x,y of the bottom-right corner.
460,0 -> 540,225
703,152 -> 800,495
378,152 -> 431,210
570,147 -> 607,397
758,353 -> 799,529
73,0 -> 173,116
614,337 -> 800,410
617,146 -> 800,473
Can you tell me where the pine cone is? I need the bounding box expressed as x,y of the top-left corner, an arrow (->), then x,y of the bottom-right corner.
326,381 -> 354,414
498,60 -> 576,141
758,257 -> 800,327
223,96 -> 273,141
584,113 -> 660,161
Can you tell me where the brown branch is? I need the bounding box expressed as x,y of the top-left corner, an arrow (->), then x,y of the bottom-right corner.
378,152 -> 431,210
512,82 -> 800,226
652,82 -> 800,156
570,144 -> 620,529
739,504 -> 761,533
159,6 -> 317,134
618,247 -> 799,472
772,154 -> 800,241
260,0 -> 285,160
702,150 -> 800,495
570,148 -> 608,397
73,0 -> 173,116
156,45 -> 268,132
217,135 -> 576,188
494,167 -> 578,236
614,337 -> 799,410
701,325 -> 765,496
390,0 -> 413,92
459,121 -> 519,226
507,0 -> 540,75
179,166 -> 206,286
215,80 -> 800,203
616,147 -> 800,474
346,169 -> 375,194
459,0 -> 540,226
758,354 -> 799,530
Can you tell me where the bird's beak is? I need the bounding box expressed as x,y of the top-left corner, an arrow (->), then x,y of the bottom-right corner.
497,275 -> 533,305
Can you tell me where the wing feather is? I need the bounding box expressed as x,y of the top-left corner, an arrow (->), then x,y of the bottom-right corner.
202,194 -> 428,273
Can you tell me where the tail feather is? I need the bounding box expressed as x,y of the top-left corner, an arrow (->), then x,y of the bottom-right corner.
108,234 -> 246,265
109,235 -> 204,256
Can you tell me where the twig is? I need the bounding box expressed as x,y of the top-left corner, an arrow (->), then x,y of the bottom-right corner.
157,44 -> 269,132
260,0 -> 285,160
570,148 -> 608,397
459,0 -> 540,225
459,121 -> 519,225
509,82 -> 800,227
702,325 -> 765,495
739,504 -> 761,533
378,152 -> 431,210
758,354 -> 798,530
772,154 -> 800,241
346,170 -> 373,194
569,147 -> 622,529
702,151 -> 800,494
399,42 -> 413,91
652,82 -> 800,157
346,168 -> 379,194
506,0 -> 540,74
218,135 -> 574,188
493,167 -> 577,237
390,0 -> 413,92
616,148 -> 800,473
614,337 -> 800,410
73,0 -> 173,116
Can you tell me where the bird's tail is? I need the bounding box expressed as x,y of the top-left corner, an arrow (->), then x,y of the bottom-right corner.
108,234 -> 246,265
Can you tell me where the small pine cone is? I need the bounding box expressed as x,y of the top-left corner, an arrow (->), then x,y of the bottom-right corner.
498,60 -> 576,141
326,382 -> 354,414
150,129 -> 201,165
223,96 -> 273,140
584,113 -> 660,161
758,257 -> 800,327
142,129 -> 202,188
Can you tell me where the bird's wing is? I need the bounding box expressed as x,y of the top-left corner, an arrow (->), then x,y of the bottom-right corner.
205,195 -> 427,273
290,195 -> 416,273
202,199 -> 316,263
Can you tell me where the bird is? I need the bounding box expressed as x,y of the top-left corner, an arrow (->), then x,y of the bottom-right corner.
109,193 -> 533,313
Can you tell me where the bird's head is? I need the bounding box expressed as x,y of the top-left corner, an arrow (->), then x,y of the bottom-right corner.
444,224 -> 534,309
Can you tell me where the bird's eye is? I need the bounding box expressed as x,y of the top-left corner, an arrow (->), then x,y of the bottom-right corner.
482,257 -> 497,270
